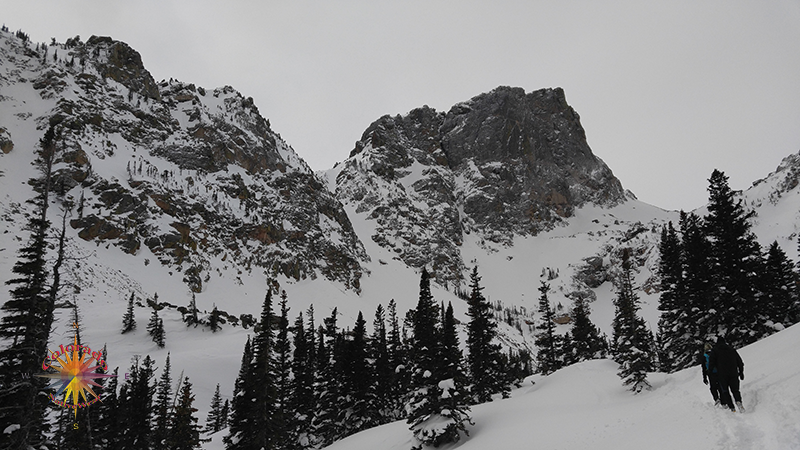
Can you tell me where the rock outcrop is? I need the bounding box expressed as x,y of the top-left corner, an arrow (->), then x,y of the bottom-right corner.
332,86 -> 631,284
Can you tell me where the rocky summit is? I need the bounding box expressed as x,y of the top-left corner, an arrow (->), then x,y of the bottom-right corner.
0,31 -> 368,292
329,86 -> 632,285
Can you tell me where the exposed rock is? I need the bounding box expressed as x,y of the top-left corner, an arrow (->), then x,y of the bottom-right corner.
0,128 -> 13,154
333,86 -> 631,284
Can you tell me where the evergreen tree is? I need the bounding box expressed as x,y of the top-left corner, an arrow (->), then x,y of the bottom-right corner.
370,304 -> 394,424
704,169 -> 764,346
0,126 -> 58,449
339,312 -> 374,437
94,366 -> 120,449
122,292 -> 137,333
204,384 -> 224,434
612,250 -> 654,393
465,266 -> 508,403
209,305 -> 222,333
761,241 -> 799,328
224,336 -> 252,449
570,294 -> 606,362
185,293 -> 199,327
290,311 -> 314,448
226,289 -> 280,450
168,376 -> 202,450
655,221 -> 681,372
535,281 -> 560,375
387,298 -> 409,419
408,270 -> 471,449
118,355 -> 156,449
148,306 -> 166,348
153,353 -> 173,450
221,399 -> 230,430
312,308 -> 343,447
678,211 -> 712,353
273,292 -> 292,449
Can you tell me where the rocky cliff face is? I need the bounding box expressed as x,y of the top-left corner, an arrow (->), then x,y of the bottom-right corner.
331,86 -> 631,285
0,31 -> 368,292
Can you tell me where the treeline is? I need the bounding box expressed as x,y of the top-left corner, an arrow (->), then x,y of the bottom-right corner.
657,170 -> 800,372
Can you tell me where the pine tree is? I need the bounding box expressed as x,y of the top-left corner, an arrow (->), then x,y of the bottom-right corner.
168,376 -> 202,450
0,125 -> 57,449
387,298 -> 408,419
761,241 -> 799,328
535,281 -> 561,375
153,353 -> 173,450
209,305 -> 222,332
273,292 -> 291,449
437,302 -> 472,441
224,336 -> 252,449
370,304 -> 394,424
205,384 -> 224,434
570,294 -> 606,362
313,308 -> 344,447
465,266 -> 508,403
704,169 -> 764,346
225,289 -> 279,450
185,293 -> 199,327
612,249 -> 654,393
678,211 -> 712,352
148,306 -> 166,348
95,366 -> 120,449
122,292 -> 137,333
339,311 -> 374,437
290,311 -> 314,448
118,355 -> 156,449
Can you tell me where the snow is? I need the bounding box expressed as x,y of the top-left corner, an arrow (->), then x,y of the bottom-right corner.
325,323 -> 800,450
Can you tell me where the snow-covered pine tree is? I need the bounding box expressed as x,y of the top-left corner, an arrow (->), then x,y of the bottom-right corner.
761,241 -> 799,329
148,306 -> 165,348
387,298 -> 409,420
184,293 -> 199,327
226,289 -> 280,450
224,336 -> 253,449
0,125 -> 57,448
570,293 -> 606,362
290,311 -> 315,448
122,292 -> 136,333
370,304 -> 394,424
313,308 -> 344,447
466,266 -> 509,403
656,220 -> 695,372
168,376 -> 202,450
434,302 -> 473,446
272,292 -> 291,449
407,268 -> 446,448
535,281 -> 560,375
704,169 -> 764,346
612,249 -> 654,393
338,311 -> 375,437
204,384 -> 224,434
209,305 -> 222,333
678,211 -> 712,350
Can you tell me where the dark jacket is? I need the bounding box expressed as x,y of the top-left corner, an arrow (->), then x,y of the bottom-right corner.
709,341 -> 744,379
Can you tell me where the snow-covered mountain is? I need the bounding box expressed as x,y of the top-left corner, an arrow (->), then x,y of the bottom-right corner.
325,86 -> 632,285
1,29 -> 799,449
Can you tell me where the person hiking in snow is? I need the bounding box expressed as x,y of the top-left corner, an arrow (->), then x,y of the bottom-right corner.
699,342 -> 720,406
708,336 -> 745,412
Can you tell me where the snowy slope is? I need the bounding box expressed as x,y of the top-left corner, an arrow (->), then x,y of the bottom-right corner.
321,323 -> 800,450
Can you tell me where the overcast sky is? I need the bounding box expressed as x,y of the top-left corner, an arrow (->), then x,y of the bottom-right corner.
4,1 -> 800,211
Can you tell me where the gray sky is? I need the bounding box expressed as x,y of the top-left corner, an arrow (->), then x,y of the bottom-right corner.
4,1 -> 800,211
